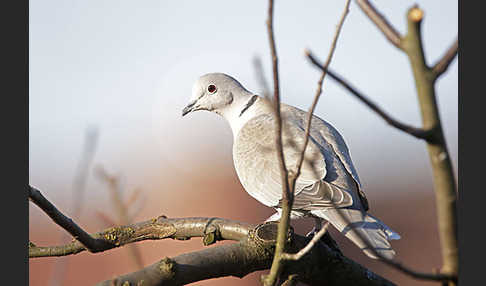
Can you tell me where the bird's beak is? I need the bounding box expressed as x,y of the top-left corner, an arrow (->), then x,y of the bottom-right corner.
182,100 -> 197,117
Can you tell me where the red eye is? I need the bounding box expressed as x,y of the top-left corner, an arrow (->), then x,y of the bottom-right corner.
207,84 -> 217,94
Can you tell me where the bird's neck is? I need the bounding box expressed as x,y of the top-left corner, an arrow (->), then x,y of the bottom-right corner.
219,94 -> 264,139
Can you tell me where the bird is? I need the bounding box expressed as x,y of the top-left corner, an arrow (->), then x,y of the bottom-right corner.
182,72 -> 400,259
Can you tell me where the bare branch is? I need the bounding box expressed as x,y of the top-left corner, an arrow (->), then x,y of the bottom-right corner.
356,0 -> 403,49
266,0 -> 289,200
96,223 -> 395,286
294,0 -> 351,187
401,6 -> 458,281
329,206 -> 457,283
264,0 -> 294,285
305,50 -> 435,141
278,274 -> 298,286
304,5 -> 458,282
29,184 -> 395,285
29,186 -> 113,253
265,1 -> 352,284
30,215 -> 251,258
431,38 -> 458,80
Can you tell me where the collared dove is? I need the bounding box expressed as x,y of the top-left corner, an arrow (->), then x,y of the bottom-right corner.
182,72 -> 400,259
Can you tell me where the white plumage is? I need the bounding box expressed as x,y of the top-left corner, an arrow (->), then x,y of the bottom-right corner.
182,73 -> 400,259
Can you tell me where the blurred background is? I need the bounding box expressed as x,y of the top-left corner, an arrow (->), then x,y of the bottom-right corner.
29,0 -> 457,285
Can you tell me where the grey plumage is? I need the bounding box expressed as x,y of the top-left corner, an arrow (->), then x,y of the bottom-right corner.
183,72 -> 400,259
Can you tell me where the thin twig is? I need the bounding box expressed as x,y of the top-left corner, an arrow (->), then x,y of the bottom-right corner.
264,2 -> 353,284
28,186 -> 113,253
285,0 -> 350,265
278,274 -> 298,286
356,0 -> 402,49
264,0 -> 293,285
305,50 -> 435,141
431,38 -> 458,80
281,222 -> 330,261
294,0 -> 351,187
332,204 -> 457,283
266,0 -> 289,199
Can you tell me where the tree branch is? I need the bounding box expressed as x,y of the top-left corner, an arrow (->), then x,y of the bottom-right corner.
356,0 -> 402,49
264,0 -> 294,285
96,223 -> 396,286
294,0 -> 351,187
401,7 -> 458,282
29,185 -> 395,285
29,186 -> 112,253
305,50 -> 435,141
281,222 -> 330,261
30,215 -> 251,258
304,11 -> 458,283
320,2 -> 458,284
264,1 -> 352,284
29,186 -> 251,258
431,38 -> 458,80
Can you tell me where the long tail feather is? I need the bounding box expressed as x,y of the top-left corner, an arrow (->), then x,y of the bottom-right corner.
311,208 -> 400,259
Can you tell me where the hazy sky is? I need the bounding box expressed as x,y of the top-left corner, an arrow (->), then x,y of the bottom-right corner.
29,0 -> 457,201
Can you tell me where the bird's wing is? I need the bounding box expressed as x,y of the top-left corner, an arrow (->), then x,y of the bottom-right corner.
282,104 -> 369,211
234,111 -> 352,209
234,113 -> 326,207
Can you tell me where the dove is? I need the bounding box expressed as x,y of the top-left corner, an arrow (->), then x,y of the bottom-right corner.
182,72 -> 400,259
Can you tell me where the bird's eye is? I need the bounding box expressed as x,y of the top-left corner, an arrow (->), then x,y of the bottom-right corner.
207,84 -> 217,94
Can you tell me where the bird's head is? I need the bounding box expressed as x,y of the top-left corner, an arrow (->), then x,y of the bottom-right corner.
182,73 -> 252,117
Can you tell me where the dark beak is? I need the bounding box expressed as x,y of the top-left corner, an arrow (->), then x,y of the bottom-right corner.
182,101 -> 197,117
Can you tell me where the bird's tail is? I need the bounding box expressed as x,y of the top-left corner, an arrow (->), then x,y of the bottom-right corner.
310,208 -> 400,260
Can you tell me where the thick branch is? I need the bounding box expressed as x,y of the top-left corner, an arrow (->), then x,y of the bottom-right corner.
30,185 -> 395,285
29,186 -> 250,258
401,7 -> 458,281
96,223 -> 395,286
30,216 -> 251,258
305,51 -> 435,141
431,38 -> 458,80
356,0 -> 402,49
